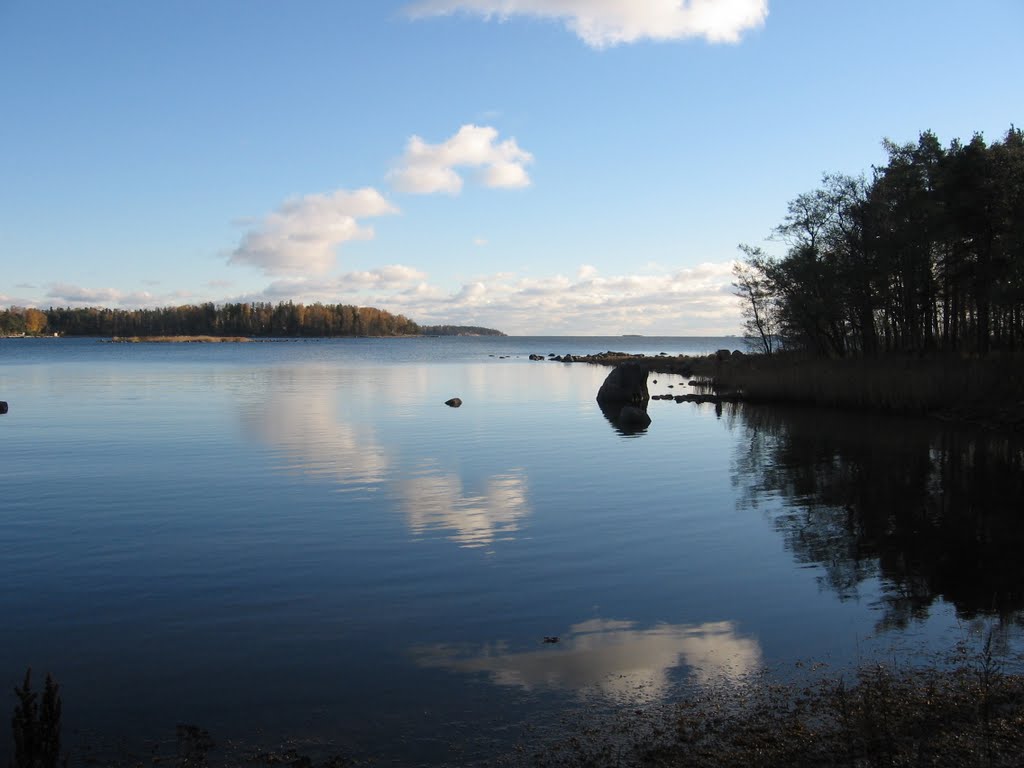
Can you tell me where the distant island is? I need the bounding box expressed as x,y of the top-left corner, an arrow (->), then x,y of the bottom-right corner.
419,325 -> 506,336
0,302 -> 505,339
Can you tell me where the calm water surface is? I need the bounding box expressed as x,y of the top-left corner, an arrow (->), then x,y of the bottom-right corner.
2,336 -> 1022,763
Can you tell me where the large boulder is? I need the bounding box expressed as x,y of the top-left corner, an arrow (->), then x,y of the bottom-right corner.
596,362 -> 649,406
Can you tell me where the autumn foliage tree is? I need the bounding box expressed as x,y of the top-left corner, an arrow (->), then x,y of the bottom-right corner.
18,301 -> 421,338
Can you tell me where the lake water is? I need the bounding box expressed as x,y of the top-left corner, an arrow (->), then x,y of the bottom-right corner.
2,336 -> 1022,764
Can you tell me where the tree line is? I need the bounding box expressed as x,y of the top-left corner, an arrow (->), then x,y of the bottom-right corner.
1,301 -> 421,337
735,126 -> 1024,357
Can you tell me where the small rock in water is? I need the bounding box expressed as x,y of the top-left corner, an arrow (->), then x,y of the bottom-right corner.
0,401 -> 8,415
542,636 -> 559,644
445,398 -> 463,408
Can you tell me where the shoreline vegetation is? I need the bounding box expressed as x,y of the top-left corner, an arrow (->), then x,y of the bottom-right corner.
565,348 -> 1024,431
564,125 -> 1024,431
11,638 -> 1024,767
0,302 -> 501,339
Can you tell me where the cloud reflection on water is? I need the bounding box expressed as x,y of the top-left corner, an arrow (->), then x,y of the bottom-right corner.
243,377 -> 391,486
414,618 -> 761,702
399,468 -> 531,548
242,366 -> 534,547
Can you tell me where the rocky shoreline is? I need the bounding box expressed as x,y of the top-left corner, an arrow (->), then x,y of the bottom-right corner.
532,348 -> 1024,431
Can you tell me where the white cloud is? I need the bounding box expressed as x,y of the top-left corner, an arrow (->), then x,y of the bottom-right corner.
406,0 -> 769,47
37,261 -> 743,335
44,283 -> 177,308
0,293 -> 37,308
388,124 -> 533,195
367,261 -> 743,334
252,265 -> 428,302
229,188 -> 398,275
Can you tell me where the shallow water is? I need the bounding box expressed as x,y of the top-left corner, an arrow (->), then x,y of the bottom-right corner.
2,336 -> 1021,763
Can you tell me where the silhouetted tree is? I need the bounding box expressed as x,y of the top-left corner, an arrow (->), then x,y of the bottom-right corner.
740,126 -> 1024,357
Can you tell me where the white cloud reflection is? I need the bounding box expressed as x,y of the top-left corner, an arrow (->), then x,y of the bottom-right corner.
414,618 -> 762,701
398,467 -> 531,548
239,369 -> 533,547
241,369 -> 391,486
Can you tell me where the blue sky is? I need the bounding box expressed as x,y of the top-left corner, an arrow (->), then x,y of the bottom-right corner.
1,0 -> 1021,334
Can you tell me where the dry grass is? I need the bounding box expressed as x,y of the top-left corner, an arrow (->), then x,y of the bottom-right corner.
708,353 -> 1024,424
527,647 -> 1024,768
577,350 -> 1024,427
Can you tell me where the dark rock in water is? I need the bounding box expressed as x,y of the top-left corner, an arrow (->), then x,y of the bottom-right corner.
529,354 -> 544,361
562,354 -> 574,363
445,397 -> 463,408
618,405 -> 652,429
0,401 -> 8,415
596,362 -> 649,406
715,349 -> 732,361
542,636 -> 559,644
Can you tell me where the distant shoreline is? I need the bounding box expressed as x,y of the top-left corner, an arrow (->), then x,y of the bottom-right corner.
106,335 -> 253,343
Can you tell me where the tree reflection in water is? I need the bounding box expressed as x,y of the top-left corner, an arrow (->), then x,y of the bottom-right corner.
729,404 -> 1024,631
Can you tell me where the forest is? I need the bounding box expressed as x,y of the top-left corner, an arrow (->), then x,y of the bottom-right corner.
735,126 -> 1024,357
0,301 -> 421,338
